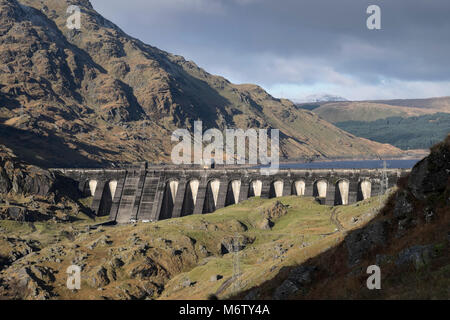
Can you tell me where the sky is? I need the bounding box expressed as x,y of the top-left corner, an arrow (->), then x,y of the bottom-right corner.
90,0 -> 450,101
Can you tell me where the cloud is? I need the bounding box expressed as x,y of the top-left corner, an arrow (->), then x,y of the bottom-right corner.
267,80 -> 450,102
90,0 -> 450,100
128,0 -> 225,14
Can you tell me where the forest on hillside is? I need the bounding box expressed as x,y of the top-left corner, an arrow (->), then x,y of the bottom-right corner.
334,113 -> 450,150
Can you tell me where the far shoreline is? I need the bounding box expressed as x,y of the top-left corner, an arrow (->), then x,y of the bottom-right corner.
279,149 -> 428,165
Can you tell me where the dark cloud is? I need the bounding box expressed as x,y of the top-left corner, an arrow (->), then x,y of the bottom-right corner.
90,0 -> 450,100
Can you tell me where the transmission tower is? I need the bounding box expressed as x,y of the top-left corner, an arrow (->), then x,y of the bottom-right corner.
231,233 -> 243,294
379,159 -> 389,208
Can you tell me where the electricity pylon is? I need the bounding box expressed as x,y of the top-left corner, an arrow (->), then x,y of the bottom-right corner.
231,233 -> 243,295
379,159 -> 389,208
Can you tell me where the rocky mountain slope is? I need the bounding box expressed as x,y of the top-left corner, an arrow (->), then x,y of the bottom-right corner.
0,0 -> 403,168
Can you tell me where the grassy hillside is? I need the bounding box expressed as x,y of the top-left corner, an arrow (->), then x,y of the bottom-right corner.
312,101 -> 438,123
335,113 -> 450,150
0,194 -> 386,300
375,96 -> 450,111
1,136 -> 448,300
306,97 -> 450,124
159,196 -> 384,299
307,98 -> 450,150
234,135 -> 450,300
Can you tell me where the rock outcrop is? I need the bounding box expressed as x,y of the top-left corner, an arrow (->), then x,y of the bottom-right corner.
0,144 -> 84,222
257,201 -> 288,230
341,136 -> 449,272
0,146 -> 55,197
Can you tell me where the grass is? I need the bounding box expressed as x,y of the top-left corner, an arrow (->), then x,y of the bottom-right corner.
0,194 -> 386,300
157,195 -> 384,299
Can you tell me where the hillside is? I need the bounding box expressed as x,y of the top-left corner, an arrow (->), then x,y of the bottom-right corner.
336,113 -> 450,150
299,97 -> 450,123
0,143 -> 90,223
304,98 -> 450,150
0,0 -> 404,168
0,182 -> 389,300
0,136 -> 448,300
236,135 -> 450,299
312,101 -> 434,123
376,96 -> 450,111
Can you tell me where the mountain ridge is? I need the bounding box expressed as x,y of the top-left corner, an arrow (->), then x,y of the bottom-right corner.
303,97 -> 449,150
297,96 -> 450,123
0,0 -> 403,168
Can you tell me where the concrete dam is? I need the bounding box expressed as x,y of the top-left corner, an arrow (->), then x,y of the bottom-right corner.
52,163 -> 410,224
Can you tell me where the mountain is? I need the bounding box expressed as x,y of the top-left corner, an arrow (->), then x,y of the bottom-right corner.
310,97 -> 450,123
374,96 -> 450,111
312,101 -> 432,123
335,113 -> 450,150
297,94 -> 348,103
0,0 -> 404,168
307,98 -> 450,150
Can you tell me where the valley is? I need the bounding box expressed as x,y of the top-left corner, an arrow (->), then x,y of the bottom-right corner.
0,0 -> 449,302
0,135 -> 448,300
0,0 -> 405,169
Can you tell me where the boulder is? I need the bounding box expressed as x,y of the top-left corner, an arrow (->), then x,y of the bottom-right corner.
4,207 -> 27,221
264,201 -> 288,221
393,190 -> 414,219
90,266 -> 110,288
396,245 -> 434,270
287,265 -> 317,286
272,265 -> 317,300
257,218 -> 273,230
408,143 -> 450,200
218,235 -> 252,255
210,274 -> 223,282
345,221 -> 388,267
257,201 -> 288,229
272,280 -> 298,300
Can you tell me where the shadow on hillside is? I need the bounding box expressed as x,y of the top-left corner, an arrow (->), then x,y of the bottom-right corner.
0,124 -> 116,168
229,203 -> 388,300
145,50 -> 234,128
230,174 -> 449,300
230,220 -> 380,299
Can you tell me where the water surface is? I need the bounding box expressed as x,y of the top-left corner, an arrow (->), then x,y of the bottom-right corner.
277,159 -> 420,169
